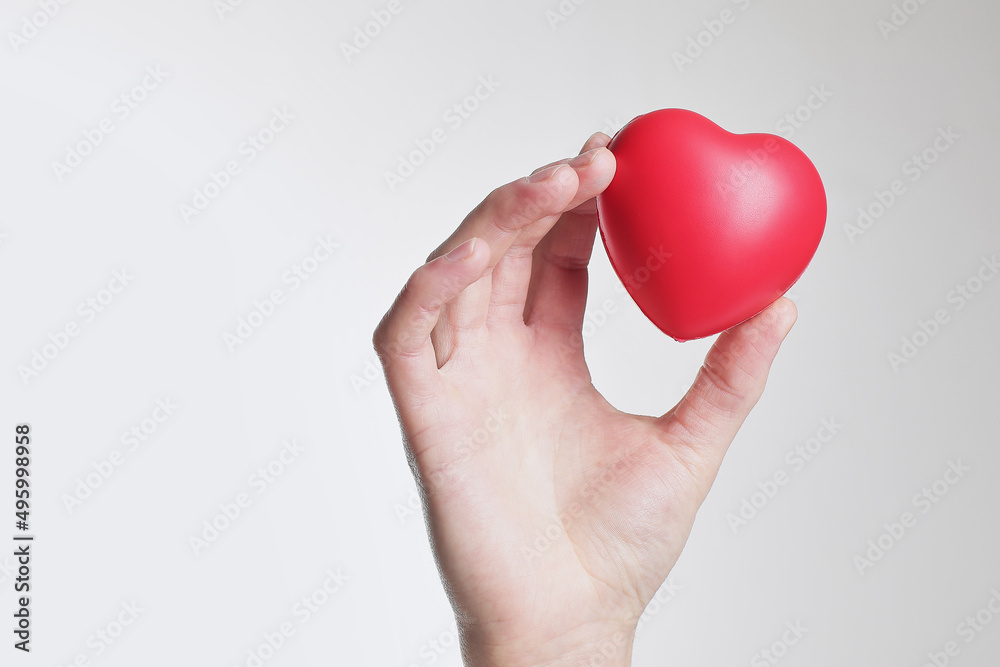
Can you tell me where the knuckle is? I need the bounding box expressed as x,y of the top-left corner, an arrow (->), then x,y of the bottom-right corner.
700,360 -> 747,407
373,271 -> 424,356
493,182 -> 543,231
372,318 -> 392,356
540,247 -> 590,272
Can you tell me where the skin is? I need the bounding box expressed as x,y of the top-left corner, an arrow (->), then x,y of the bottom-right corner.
373,132 -> 797,666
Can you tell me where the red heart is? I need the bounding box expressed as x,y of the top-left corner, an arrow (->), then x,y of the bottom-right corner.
596,109 -> 826,341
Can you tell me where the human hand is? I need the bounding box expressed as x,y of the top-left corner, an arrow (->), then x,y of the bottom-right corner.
374,132 -> 797,666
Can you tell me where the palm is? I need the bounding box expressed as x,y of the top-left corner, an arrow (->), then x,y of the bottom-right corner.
414,286 -> 699,633
375,133 -> 796,664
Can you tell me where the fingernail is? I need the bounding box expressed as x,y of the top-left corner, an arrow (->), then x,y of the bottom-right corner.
445,238 -> 476,262
569,147 -> 600,168
528,164 -> 563,183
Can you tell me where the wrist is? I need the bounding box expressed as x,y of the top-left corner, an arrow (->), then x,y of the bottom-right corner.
460,620 -> 635,667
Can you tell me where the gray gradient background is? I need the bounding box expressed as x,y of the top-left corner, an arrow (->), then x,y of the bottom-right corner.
2,0 -> 999,665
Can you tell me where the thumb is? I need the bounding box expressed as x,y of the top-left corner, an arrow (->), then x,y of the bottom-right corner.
658,297 -> 797,482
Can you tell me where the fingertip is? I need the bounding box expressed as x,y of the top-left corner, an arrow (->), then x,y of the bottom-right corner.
551,162 -> 577,185
768,296 -> 798,337
526,162 -> 574,185
438,237 -> 491,284
530,163 -> 580,204
581,131 -> 613,152
735,296 -> 797,342
589,147 -> 616,182
457,235 -> 491,271
706,298 -> 797,382
563,148 -> 615,209
443,236 -> 478,263
376,242 -> 488,359
465,235 -> 488,262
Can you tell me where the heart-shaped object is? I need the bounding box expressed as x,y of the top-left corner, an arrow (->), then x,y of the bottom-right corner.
596,109 -> 826,341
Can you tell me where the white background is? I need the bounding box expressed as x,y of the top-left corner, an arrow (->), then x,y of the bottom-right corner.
1,0 -> 999,665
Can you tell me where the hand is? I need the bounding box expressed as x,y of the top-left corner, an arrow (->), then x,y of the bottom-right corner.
373,132 -> 797,666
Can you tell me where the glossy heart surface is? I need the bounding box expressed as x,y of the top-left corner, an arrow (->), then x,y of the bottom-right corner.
596,109 -> 827,341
